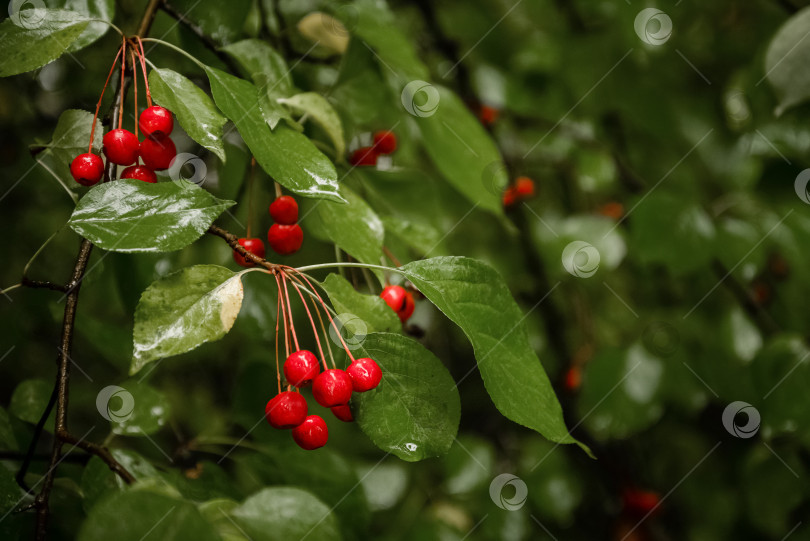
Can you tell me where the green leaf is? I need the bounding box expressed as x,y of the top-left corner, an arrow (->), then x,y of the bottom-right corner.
168,0 -> 251,45
0,464 -> 20,516
220,39 -> 294,130
78,488 -> 221,541
279,92 -> 345,156
416,86 -> 505,215
107,381 -> 171,436
37,108 -> 102,187
0,9 -> 90,77
764,6 -> 810,114
302,183 -> 383,271
0,407 -> 18,451
230,487 -> 341,541
149,68 -> 227,162
578,345 -> 665,440
351,333 -> 460,461
205,67 -> 343,202
399,257 -> 583,451
321,273 -> 401,334
54,0 -> 114,52
752,335 -> 810,438
67,179 -> 235,253
347,0 -> 429,80
132,265 -> 244,374
9,379 -> 53,427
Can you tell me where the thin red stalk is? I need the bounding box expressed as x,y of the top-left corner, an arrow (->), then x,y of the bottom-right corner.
283,267 -> 356,363
281,274 -> 300,351
274,273 -> 291,358
118,36 -> 126,130
129,49 -> 139,140
284,271 -> 336,369
274,278 -> 282,394
287,275 -> 329,370
88,46 -> 123,153
135,37 -> 152,107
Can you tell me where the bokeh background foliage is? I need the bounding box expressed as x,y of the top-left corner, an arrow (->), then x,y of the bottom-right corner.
1,0 -> 810,539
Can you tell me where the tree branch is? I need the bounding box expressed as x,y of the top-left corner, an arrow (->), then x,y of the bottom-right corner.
30,0 -> 164,537
208,224 -> 280,273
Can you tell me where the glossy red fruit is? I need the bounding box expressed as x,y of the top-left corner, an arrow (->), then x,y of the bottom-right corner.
267,223 -> 303,255
502,186 -> 519,207
232,238 -> 266,268
265,391 -> 307,429
292,415 -> 328,450
564,366 -> 582,391
120,165 -> 157,183
139,137 -> 176,170
346,358 -> 382,392
139,105 -> 174,140
478,104 -> 499,126
312,369 -> 353,407
102,129 -> 139,165
70,153 -> 104,186
331,404 -> 354,422
372,130 -> 397,154
269,195 -> 299,225
622,488 -> 661,516
515,176 -> 535,197
380,285 -> 415,323
349,146 -> 378,167
284,350 -> 320,387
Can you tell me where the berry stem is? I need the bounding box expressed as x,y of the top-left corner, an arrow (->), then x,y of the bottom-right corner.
274,273 -> 282,394
285,272 -> 337,369
286,272 -> 329,370
247,157 -> 256,238
274,272 -> 290,358
282,267 -> 356,363
280,273 -> 300,351
129,49 -> 139,140
274,181 -> 282,199
88,45 -> 124,153
118,36 -> 126,130
135,37 -> 153,107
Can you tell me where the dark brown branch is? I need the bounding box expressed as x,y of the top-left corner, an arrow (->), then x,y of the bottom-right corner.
208,224 -> 280,273
16,386 -> 57,492
31,0 -> 164,537
20,277 -> 67,293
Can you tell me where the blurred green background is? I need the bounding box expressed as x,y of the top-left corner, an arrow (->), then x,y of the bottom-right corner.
2,0 -> 810,539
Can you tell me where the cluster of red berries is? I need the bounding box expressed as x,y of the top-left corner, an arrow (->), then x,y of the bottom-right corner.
263,268 -> 383,450
232,194 -> 304,267
380,284 -> 415,323
349,130 -> 397,167
69,37 -> 176,187
502,176 -> 535,208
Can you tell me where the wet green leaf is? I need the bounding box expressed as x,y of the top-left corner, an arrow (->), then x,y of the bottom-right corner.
230,487 -> 341,541
279,92 -> 345,156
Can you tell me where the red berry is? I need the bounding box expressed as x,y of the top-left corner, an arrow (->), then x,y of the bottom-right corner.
502,186 -> 519,207
70,153 -> 104,186
265,391 -> 308,429
349,146 -> 378,167
284,350 -> 320,387
120,165 -> 157,183
269,195 -> 299,225
564,366 -> 582,391
102,129 -> 139,166
291,415 -> 328,450
380,285 -> 415,323
346,358 -> 382,392
478,104 -> 499,126
312,369 -> 353,407
622,488 -> 661,516
598,202 -> 624,221
515,176 -> 535,198
372,130 -> 397,154
331,404 -> 354,422
139,137 -> 177,171
267,223 -> 303,255
232,238 -> 265,268
139,105 -> 174,140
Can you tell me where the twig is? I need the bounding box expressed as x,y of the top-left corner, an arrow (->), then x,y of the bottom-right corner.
31,0 -> 164,537
208,224 -> 280,273
20,278 -> 67,293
